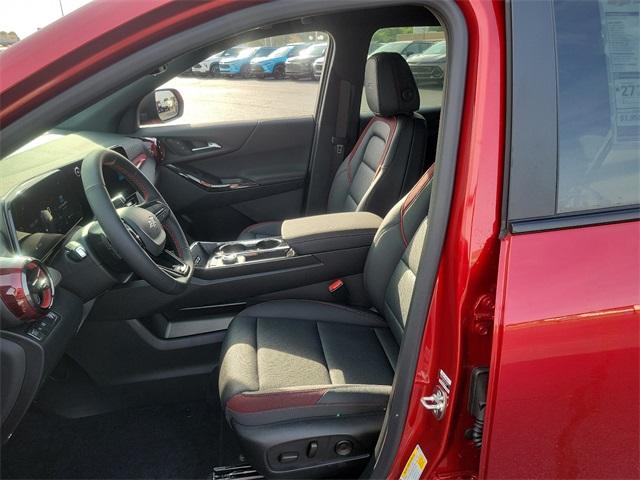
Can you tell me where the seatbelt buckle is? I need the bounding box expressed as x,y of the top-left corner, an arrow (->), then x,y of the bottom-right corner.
328,279 -> 349,303
328,279 -> 344,293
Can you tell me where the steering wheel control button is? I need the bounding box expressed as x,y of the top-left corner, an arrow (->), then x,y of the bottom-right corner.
64,241 -> 88,261
278,452 -> 299,464
335,440 -> 353,456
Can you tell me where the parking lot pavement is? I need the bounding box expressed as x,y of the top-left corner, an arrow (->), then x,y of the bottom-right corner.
157,76 -> 443,126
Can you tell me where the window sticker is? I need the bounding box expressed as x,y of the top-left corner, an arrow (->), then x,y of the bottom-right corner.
400,444 -> 428,480
600,0 -> 640,144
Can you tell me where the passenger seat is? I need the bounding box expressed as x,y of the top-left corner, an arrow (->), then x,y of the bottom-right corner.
238,52 -> 426,240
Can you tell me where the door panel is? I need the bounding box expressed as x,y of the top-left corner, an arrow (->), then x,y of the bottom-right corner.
137,117 -> 315,240
484,222 -> 640,478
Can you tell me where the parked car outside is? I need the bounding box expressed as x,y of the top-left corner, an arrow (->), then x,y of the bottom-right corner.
285,43 -> 327,79
368,39 -> 434,58
218,46 -> 276,78
407,40 -> 447,85
312,56 -> 324,80
191,47 -> 244,77
249,43 -> 308,79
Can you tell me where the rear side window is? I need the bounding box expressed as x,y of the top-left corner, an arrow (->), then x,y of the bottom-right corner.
361,27 -> 446,112
554,0 -> 640,213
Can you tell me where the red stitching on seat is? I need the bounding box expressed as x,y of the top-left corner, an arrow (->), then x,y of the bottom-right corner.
226,388 -> 328,413
399,164 -> 435,247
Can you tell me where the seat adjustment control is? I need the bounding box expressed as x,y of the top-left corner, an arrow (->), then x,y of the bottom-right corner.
278,452 -> 299,463
307,441 -> 318,458
335,440 -> 353,456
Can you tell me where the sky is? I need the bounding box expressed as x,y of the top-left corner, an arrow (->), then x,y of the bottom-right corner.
0,0 -> 93,39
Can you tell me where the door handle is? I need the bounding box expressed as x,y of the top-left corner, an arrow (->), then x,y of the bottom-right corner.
191,141 -> 222,152
166,164 -> 258,191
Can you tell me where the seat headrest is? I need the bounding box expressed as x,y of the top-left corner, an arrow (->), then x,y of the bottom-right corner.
364,52 -> 420,116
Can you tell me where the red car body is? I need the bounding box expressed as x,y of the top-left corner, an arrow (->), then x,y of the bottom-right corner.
1,1 -> 638,479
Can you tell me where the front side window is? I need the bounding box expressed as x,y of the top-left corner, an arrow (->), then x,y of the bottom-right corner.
555,0 -> 640,212
268,46 -> 293,58
236,47 -> 259,59
145,32 -> 328,126
299,44 -> 327,57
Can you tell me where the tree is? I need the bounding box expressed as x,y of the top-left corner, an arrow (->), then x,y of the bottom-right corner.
371,27 -> 413,44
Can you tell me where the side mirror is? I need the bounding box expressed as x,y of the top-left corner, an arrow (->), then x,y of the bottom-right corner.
138,89 -> 183,126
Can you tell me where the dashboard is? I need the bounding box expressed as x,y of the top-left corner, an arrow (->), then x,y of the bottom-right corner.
0,132 -> 160,443
6,158 -> 136,260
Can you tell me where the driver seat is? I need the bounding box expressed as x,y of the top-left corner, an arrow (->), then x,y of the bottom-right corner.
218,165 -> 435,478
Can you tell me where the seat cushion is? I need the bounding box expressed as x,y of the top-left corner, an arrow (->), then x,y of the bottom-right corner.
219,299 -> 399,426
237,220 -> 283,240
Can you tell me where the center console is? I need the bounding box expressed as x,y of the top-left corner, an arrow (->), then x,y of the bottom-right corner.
92,212 -> 382,322
189,212 -> 382,274
191,237 -> 292,269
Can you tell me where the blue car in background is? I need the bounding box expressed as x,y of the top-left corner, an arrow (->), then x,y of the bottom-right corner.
249,43 -> 309,79
219,46 -> 276,78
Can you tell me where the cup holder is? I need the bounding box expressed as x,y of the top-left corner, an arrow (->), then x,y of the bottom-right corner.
219,243 -> 247,255
256,239 -> 283,250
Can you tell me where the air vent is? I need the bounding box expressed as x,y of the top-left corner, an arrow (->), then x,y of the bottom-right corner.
0,257 -> 54,322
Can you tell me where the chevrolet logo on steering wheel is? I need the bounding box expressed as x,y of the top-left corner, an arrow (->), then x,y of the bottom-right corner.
147,215 -> 158,230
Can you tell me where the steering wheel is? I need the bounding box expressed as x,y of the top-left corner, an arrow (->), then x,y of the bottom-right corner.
81,149 -> 193,294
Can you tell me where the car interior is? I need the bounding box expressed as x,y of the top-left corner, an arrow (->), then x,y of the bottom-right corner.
0,4 -> 453,479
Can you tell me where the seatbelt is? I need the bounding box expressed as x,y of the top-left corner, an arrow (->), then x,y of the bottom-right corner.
331,79 -> 353,167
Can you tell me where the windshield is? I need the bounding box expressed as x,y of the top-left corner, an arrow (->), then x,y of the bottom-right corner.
268,46 -> 292,58
236,47 -> 257,59
373,41 -> 411,54
423,41 -> 446,55
299,44 -> 326,57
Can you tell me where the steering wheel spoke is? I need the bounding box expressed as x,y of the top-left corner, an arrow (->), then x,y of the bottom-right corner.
140,199 -> 171,223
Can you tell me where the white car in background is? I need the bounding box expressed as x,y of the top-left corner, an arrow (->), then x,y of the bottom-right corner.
191,47 -> 244,76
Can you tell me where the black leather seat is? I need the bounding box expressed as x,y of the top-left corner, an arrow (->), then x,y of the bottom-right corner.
238,52 -> 426,240
219,165 -> 436,477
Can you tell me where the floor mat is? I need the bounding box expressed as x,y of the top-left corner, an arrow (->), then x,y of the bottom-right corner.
1,401 -> 242,479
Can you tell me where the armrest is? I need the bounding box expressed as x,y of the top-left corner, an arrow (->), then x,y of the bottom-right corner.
282,212 -> 382,255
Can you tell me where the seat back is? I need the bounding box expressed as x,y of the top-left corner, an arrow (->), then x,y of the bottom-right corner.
364,165 -> 435,342
327,52 -> 426,218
